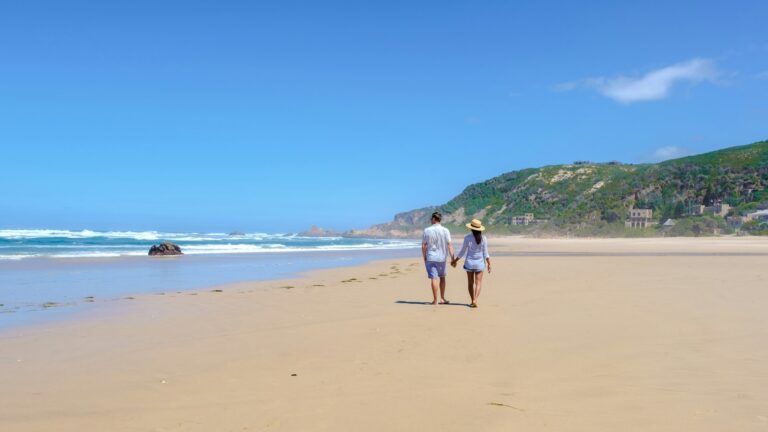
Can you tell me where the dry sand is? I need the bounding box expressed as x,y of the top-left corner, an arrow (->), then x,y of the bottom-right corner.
2,237 -> 768,431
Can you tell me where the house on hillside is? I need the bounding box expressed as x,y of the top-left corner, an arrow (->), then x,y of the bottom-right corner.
688,204 -> 705,216
511,213 -> 535,225
704,202 -> 731,217
727,214 -> 752,227
660,218 -> 676,234
747,209 -> 768,221
625,208 -> 654,229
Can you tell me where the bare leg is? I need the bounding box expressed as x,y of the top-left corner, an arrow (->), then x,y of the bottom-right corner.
430,278 -> 439,304
474,271 -> 484,304
439,277 -> 449,303
466,271 -> 475,304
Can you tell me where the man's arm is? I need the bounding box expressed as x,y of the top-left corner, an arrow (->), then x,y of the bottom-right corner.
422,241 -> 428,262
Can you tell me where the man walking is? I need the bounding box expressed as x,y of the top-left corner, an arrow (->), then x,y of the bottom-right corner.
422,211 -> 455,305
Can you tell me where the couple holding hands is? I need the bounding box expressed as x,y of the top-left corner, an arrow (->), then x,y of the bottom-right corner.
421,211 -> 491,308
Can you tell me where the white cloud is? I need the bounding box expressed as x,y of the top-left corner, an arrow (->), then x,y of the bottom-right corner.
556,58 -> 719,104
756,70 -> 768,79
652,146 -> 688,161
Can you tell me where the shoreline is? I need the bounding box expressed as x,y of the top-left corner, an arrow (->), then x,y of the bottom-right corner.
0,252 -> 424,336
0,248 -> 419,330
2,233 -> 766,263
3,236 -> 768,331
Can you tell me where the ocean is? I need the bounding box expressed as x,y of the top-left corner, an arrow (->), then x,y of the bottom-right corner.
0,229 -> 416,260
0,229 -> 420,328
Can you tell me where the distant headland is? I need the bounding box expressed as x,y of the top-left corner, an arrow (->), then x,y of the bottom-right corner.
346,140 -> 768,238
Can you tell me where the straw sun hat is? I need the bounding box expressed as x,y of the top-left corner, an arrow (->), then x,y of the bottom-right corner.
465,219 -> 486,231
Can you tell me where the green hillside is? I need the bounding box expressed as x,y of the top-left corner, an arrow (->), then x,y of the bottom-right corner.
349,140 -> 768,237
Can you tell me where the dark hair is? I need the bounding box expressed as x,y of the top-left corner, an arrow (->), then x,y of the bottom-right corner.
431,211 -> 442,222
472,229 -> 482,245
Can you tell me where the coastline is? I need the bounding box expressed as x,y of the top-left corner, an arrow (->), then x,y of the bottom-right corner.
5,236 -> 767,329
2,237 -> 768,431
0,247 -> 419,330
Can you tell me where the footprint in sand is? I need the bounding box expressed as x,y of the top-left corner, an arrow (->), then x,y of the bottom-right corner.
488,402 -> 524,411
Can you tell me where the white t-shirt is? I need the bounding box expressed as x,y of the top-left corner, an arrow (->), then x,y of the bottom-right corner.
422,224 -> 452,262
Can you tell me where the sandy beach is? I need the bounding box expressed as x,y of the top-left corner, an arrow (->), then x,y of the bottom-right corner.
2,237 -> 768,431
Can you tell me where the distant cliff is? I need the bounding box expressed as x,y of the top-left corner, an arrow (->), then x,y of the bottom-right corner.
346,140 -> 768,237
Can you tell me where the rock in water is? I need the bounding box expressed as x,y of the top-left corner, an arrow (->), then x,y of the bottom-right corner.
148,242 -> 183,256
299,225 -> 341,237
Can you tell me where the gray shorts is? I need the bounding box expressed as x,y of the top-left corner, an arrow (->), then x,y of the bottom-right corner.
425,261 -> 446,279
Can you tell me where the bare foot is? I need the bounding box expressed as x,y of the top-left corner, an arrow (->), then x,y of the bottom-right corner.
431,300 -> 439,305
470,302 -> 478,308
439,299 -> 450,304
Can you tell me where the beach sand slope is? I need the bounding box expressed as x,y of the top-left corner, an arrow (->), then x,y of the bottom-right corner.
1,238 -> 768,431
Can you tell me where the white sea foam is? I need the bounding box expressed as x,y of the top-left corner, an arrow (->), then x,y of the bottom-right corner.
51,251 -> 148,259
0,254 -> 31,260
181,244 -> 288,254
0,229 -> 161,240
181,241 -> 418,255
0,229 -> 287,242
0,228 -> 419,260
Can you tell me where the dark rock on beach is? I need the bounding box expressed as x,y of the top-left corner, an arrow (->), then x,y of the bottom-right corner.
148,242 -> 183,256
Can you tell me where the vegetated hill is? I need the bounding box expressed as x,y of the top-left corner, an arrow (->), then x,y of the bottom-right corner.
347,140 -> 768,238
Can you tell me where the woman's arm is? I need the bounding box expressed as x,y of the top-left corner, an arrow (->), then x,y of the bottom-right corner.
483,236 -> 491,273
454,237 -> 469,263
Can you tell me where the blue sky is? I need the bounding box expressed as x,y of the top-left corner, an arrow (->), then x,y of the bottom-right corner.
1,1 -> 767,232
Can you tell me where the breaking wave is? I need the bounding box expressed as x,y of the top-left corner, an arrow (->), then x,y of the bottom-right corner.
0,229 -> 417,260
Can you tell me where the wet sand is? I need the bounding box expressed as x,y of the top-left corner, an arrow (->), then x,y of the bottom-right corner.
1,237 -> 768,431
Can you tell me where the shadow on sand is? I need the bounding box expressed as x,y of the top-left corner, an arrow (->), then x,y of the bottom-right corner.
395,300 -> 471,308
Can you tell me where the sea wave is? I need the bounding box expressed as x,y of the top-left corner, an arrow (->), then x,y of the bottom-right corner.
0,228 -> 419,260
20,243 -> 417,259
181,241 -> 417,254
51,251 -> 148,259
0,254 -> 31,260
0,229 -> 341,242
0,229 -> 163,240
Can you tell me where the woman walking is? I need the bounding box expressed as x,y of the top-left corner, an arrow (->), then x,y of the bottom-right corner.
451,219 -> 491,308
